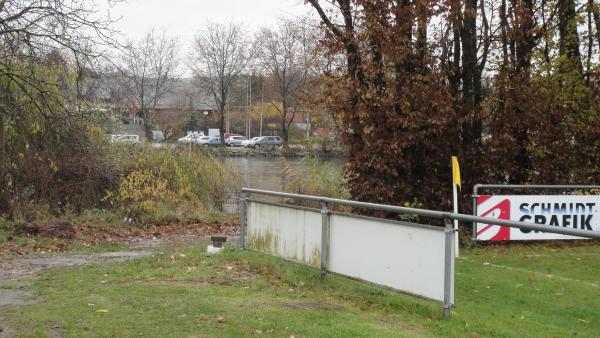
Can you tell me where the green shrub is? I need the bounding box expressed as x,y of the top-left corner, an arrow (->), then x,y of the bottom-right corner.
104,145 -> 240,224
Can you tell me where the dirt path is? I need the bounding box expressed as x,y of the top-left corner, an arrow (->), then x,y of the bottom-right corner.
0,251 -> 152,338
0,235 -> 217,337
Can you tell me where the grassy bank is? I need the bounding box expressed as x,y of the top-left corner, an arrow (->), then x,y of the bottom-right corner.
3,242 -> 600,337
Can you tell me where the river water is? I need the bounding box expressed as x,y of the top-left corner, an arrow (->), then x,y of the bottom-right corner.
231,157 -> 346,192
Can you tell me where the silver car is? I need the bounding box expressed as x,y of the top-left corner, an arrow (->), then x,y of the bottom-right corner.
114,135 -> 140,144
225,135 -> 248,147
245,136 -> 283,148
151,130 -> 165,141
196,136 -> 212,145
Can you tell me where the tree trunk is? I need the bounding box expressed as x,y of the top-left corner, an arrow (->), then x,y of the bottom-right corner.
500,0 -> 509,68
515,0 -> 535,72
0,112 -> 7,213
449,0 -> 461,98
460,0 -> 482,159
541,0 -> 552,67
461,0 -> 477,109
415,7 -> 428,73
219,106 -> 226,147
588,0 -> 594,79
592,0 -> 600,49
281,99 -> 289,148
558,0 -> 584,75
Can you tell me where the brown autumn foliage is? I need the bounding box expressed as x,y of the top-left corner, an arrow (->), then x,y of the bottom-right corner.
306,0 -> 600,212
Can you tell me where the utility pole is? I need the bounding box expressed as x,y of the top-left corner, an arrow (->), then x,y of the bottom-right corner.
225,102 -> 230,133
245,76 -> 253,138
260,81 -> 264,137
249,76 -> 252,138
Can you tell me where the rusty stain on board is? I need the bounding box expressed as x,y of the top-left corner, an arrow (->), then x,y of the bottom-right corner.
247,202 -> 321,267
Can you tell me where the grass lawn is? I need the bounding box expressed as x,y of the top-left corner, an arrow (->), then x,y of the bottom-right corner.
4,242 -> 600,337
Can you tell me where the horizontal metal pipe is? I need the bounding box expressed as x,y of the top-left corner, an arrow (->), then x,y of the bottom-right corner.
241,188 -> 600,240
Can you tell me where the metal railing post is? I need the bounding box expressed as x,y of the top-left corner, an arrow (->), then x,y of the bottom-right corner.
239,194 -> 247,250
320,201 -> 330,278
472,184 -> 479,240
443,218 -> 455,319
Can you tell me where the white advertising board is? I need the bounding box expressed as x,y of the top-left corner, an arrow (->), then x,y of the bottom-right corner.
329,214 -> 450,303
475,195 -> 600,241
245,201 -> 452,304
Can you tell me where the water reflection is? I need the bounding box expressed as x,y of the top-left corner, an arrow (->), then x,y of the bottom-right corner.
231,157 -> 345,192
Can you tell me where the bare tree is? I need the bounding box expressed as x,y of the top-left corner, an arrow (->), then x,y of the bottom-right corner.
0,0 -> 120,210
190,22 -> 253,146
119,29 -> 180,126
255,19 -> 316,146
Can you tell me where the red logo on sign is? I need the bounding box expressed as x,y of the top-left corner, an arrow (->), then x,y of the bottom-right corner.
477,195 -> 511,241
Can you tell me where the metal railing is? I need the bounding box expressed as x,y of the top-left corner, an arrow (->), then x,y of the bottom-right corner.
242,188 -> 600,240
241,188 -> 456,318
472,184 -> 600,239
240,187 -> 600,319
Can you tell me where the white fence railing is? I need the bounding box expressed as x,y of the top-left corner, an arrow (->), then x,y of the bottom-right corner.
240,187 -> 600,319
241,197 -> 455,318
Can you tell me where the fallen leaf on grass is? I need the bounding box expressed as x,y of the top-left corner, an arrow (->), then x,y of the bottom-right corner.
95,309 -> 109,314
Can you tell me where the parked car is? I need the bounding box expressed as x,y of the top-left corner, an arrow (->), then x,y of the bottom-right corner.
114,135 -> 140,144
151,130 -> 165,141
196,136 -> 212,145
110,134 -> 123,142
245,136 -> 283,148
241,137 -> 260,147
178,134 -> 200,144
204,136 -> 221,147
225,135 -> 248,147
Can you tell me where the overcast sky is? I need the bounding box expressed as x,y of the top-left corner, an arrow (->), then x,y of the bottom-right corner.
102,0 -> 313,43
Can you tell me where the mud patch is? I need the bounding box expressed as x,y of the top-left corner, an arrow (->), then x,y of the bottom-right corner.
96,252 -> 149,259
47,322 -> 64,338
0,252 -> 151,278
0,250 -> 153,331
141,280 -> 214,287
0,289 -> 36,306
0,315 -> 15,338
281,301 -> 345,311
0,256 -> 89,277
